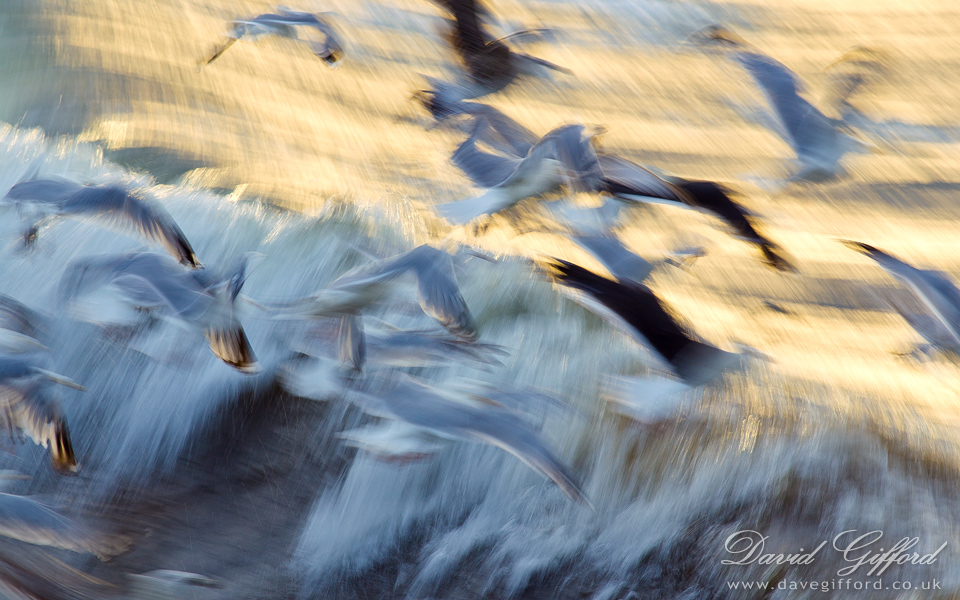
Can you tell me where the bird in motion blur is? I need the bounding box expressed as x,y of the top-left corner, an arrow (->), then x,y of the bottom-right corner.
442,102 -> 795,271
546,259 -> 746,387
204,6 -> 343,67
427,0 -> 571,99
843,241 -> 960,358
689,25 -> 874,181
59,252 -> 260,373
268,244 -> 478,341
340,374 -> 589,505
2,179 -> 201,268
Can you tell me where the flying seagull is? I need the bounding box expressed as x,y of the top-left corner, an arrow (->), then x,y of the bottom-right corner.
268,245 -> 477,340
689,25 -> 871,180
3,179 -> 201,268
546,259 -> 743,386
205,7 -> 343,67
429,0 -> 570,97
447,104 -> 795,271
843,240 -> 960,352
59,252 -> 260,373
435,120 -> 601,225
344,374 -> 589,505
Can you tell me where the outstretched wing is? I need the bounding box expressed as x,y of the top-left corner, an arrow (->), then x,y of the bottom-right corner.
61,186 -> 200,268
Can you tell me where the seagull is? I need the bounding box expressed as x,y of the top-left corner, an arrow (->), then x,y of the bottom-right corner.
429,0 -> 570,97
546,259 -> 744,386
435,119 -> 599,225
599,160 -> 796,272
2,179 -> 201,268
448,104 -> 795,271
0,380 -> 77,474
204,7 -> 343,67
343,374 -> 589,505
59,252 -> 260,373
0,492 -> 128,559
268,245 -> 477,340
843,241 -> 960,353
689,25 -> 872,180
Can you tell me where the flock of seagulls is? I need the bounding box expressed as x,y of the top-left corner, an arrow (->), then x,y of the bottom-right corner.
0,0 -> 949,594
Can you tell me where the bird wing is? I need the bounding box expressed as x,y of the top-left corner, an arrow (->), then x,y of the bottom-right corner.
672,180 -> 796,272
460,103 -> 538,155
0,383 -> 76,473
0,493 -> 125,559
370,378 -> 588,505
598,155 -> 685,203
0,295 -> 47,342
570,233 -> 655,283
60,186 -> 200,268
548,259 -> 738,385
452,118 -> 523,188
730,51 -> 837,160
539,124 -> 603,192
397,246 -> 477,339
3,179 -> 84,207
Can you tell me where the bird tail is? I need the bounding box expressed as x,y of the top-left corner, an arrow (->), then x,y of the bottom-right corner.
435,188 -> 514,225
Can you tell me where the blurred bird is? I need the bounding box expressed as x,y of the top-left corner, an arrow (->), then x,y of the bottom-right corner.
2,179 -> 201,269
435,120 -> 600,224
267,245 -> 477,340
428,0 -> 570,97
546,259 -> 746,386
843,240 -> 960,354
204,7 -> 343,67
59,252 -> 260,373
448,104 -> 795,271
343,374 -> 589,505
689,24 -> 874,180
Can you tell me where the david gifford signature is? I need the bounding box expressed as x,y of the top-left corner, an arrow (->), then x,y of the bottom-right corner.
722,530 -> 948,576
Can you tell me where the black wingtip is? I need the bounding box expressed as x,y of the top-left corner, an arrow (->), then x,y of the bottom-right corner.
205,326 -> 260,374
51,419 -> 78,475
760,243 -> 799,274
839,239 -> 879,256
